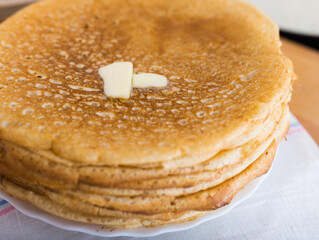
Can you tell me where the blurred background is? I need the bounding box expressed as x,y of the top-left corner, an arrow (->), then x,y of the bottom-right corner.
0,0 -> 318,49
246,0 -> 319,49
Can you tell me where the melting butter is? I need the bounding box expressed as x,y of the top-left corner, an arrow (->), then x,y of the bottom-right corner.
133,73 -> 168,88
98,62 -> 168,100
98,62 -> 133,99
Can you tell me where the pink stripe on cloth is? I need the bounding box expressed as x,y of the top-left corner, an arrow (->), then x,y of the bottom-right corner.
0,206 -> 15,217
288,127 -> 305,135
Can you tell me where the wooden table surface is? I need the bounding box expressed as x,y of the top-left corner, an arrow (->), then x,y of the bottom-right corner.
281,39 -> 319,144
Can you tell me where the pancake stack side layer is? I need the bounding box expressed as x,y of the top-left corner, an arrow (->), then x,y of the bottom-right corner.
0,0 -> 293,229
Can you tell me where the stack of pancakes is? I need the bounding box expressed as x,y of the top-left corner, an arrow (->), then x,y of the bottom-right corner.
0,0 -> 293,229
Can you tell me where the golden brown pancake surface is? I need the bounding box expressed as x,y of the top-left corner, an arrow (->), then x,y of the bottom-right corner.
0,0 -> 293,165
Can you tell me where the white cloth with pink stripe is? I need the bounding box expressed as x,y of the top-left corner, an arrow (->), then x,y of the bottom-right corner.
1,114 -> 319,240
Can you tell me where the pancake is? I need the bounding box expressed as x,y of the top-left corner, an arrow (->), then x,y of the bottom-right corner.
47,113 -> 289,214
0,0 -> 293,166
0,108 -> 289,213
0,104 -> 288,196
0,0 -> 294,230
0,103 -> 284,190
0,137 -> 278,226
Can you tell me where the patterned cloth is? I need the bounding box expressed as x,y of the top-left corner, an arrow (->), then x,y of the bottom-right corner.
1,113 -> 319,240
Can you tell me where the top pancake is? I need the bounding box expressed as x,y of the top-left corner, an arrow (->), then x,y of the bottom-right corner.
0,0 -> 293,165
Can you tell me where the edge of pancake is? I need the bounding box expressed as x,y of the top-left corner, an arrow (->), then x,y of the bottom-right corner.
0,136 -> 280,226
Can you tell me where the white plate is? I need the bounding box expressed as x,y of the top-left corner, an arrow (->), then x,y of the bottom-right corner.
0,164 -> 272,238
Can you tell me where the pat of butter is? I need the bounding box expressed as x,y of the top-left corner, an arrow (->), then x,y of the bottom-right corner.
98,62 -> 133,99
133,73 -> 168,88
